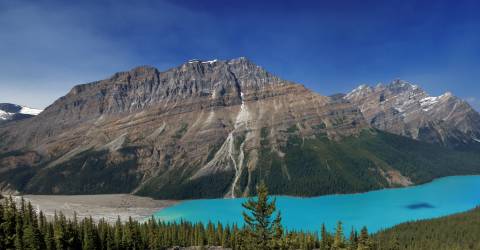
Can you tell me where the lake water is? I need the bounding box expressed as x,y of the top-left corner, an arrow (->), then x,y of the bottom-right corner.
154,175 -> 480,233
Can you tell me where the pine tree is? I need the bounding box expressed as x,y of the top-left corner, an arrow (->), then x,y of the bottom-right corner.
242,182 -> 283,250
389,235 -> 400,250
333,221 -> 346,249
114,216 -> 123,250
53,212 -> 66,250
320,223 -> 331,250
82,217 -> 97,250
357,226 -> 372,250
22,223 -> 43,250
0,200 -> 6,249
44,224 -> 55,250
349,227 -> 358,250
14,213 -> 24,250
3,197 -> 17,248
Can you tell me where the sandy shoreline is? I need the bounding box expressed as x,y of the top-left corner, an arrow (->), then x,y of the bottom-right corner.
3,194 -> 178,223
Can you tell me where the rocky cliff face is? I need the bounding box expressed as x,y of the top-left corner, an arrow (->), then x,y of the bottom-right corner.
1,61 -> 479,199
345,80 -> 480,147
0,58 -> 367,197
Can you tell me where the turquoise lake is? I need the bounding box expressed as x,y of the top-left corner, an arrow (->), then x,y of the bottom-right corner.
154,175 -> 480,233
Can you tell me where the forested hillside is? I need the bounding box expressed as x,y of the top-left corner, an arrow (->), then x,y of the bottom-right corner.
375,207 -> 480,249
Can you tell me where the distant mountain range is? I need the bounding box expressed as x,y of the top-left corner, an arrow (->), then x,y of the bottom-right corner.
0,103 -> 42,124
344,80 -> 480,147
1,58 -> 479,199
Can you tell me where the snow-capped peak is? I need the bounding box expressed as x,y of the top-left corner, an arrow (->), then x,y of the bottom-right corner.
188,59 -> 218,64
0,103 -> 43,122
345,84 -> 372,99
441,92 -> 453,98
20,106 -> 42,115
0,110 -> 10,120
202,59 -> 218,64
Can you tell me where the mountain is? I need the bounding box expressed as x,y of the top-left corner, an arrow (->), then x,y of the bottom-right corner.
0,103 -> 42,125
0,59 -> 479,199
345,80 -> 480,147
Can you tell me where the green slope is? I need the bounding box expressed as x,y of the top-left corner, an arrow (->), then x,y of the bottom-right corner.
138,129 -> 480,199
2,129 -> 480,199
374,207 -> 480,250
248,128 -> 480,197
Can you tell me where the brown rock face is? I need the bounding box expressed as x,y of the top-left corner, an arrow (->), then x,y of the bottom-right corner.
344,80 -> 480,147
0,58 -> 366,197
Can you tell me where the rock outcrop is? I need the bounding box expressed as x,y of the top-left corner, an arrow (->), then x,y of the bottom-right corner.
345,80 -> 480,147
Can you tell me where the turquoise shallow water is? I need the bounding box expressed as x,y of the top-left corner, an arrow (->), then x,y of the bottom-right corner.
154,175 -> 480,233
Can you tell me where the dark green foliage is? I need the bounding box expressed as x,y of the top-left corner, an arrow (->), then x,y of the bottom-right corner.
375,206 -> 480,250
134,129 -> 480,200
23,149 -> 141,194
2,129 -> 480,200
0,196 -> 330,250
137,167 -> 235,199
4,193 -> 477,249
250,129 -> 480,197
0,166 -> 37,191
241,182 -> 283,249
332,221 -> 346,249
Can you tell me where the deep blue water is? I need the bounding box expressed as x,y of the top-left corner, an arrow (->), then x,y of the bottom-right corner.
154,175 -> 480,233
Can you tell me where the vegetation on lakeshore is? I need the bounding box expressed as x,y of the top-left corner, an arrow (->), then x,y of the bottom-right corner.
1,184 -> 477,249
0,184 -> 376,250
374,206 -> 480,250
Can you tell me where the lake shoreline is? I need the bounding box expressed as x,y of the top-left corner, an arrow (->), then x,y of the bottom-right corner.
154,175 -> 480,234
162,174 -> 480,203
2,174 -> 479,225
1,194 -> 178,223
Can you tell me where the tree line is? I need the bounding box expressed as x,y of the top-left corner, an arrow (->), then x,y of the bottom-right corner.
374,206 -> 480,250
0,184 -> 376,250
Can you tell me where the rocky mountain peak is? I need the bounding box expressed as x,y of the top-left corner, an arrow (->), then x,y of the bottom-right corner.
345,84 -> 373,99
345,81 -> 480,146
387,79 -> 419,89
0,58 -> 369,198
45,57 -> 299,123
0,103 -> 42,124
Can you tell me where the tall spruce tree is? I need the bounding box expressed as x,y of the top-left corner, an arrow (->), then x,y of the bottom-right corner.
333,221 -> 346,249
357,226 -> 373,250
242,182 -> 283,250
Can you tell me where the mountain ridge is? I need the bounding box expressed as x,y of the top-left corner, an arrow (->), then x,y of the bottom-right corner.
345,79 -> 480,147
0,58 -> 479,199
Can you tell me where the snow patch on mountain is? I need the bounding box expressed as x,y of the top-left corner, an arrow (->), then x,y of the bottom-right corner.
345,84 -> 372,99
188,59 -> 218,64
420,92 -> 452,112
0,110 -> 12,120
0,103 -> 43,122
20,106 -> 42,115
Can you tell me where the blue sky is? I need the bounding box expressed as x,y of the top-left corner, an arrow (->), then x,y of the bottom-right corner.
1,0 -> 479,110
